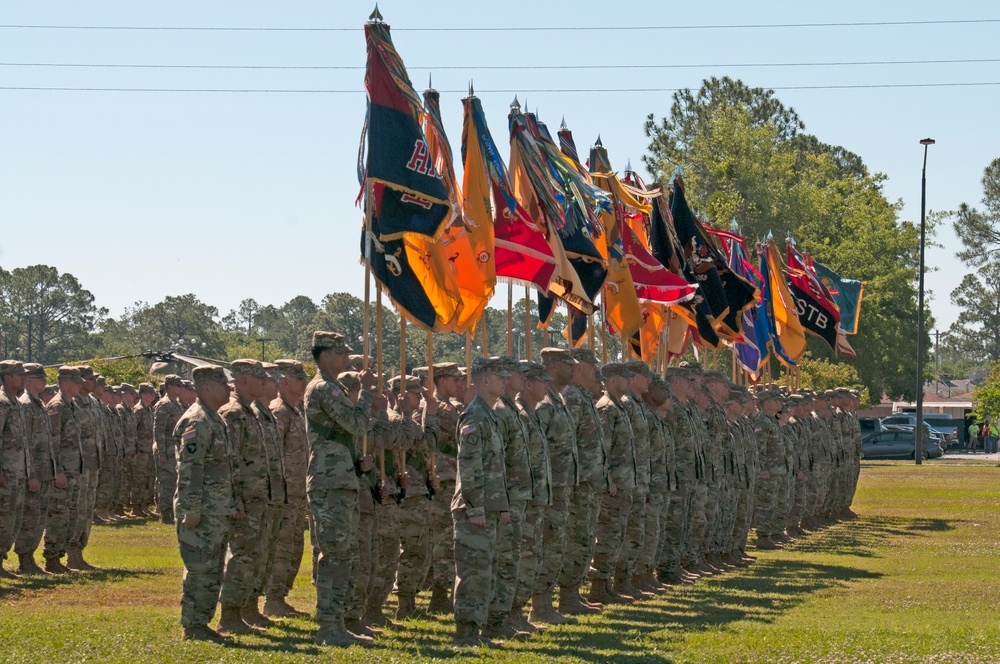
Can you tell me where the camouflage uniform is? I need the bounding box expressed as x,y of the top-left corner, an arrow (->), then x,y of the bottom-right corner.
366,426 -> 407,621
429,393 -> 462,598
682,403 -> 711,567
660,399 -> 698,577
248,399 -> 287,610
174,398 -> 240,629
0,380 -> 31,559
15,387 -> 56,561
132,398 -> 155,512
71,394 -> 102,553
488,392 -> 532,629
392,402 -> 436,602
96,402 -> 124,513
532,387 -> 578,598
452,394 -> 509,629
43,388 -> 83,564
218,391 -> 271,609
786,413 -> 811,530
153,394 -> 184,518
265,393 -> 309,604
591,390 -> 635,580
702,400 -> 728,557
513,393 -> 552,612
639,401 -> 669,579
558,382 -> 608,593
617,394 -> 649,580
305,368 -> 373,626
754,411 -> 786,538
116,401 -> 138,513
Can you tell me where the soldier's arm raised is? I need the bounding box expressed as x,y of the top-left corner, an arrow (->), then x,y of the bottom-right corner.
322,384 -> 372,437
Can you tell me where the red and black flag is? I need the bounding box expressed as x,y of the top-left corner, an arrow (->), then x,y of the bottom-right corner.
363,20 -> 452,241
786,238 -> 841,352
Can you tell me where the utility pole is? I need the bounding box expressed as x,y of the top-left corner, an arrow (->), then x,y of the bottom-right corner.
915,138 -> 935,465
256,338 -> 271,362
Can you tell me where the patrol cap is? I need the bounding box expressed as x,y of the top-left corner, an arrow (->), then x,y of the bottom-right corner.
757,389 -> 784,403
181,380 -> 195,390
601,362 -> 634,379
625,360 -> 651,377
570,348 -> 599,365
163,374 -> 184,387
432,362 -> 464,379
275,359 -> 308,379
349,354 -> 376,371
497,355 -> 525,374
728,387 -> 747,402
77,365 -> 95,380
312,331 -> 354,354
192,365 -> 229,385
22,363 -> 46,379
593,367 -> 606,382
703,370 -> 729,384
665,367 -> 697,381
471,356 -> 511,377
230,359 -> 266,379
0,360 -> 25,376
520,361 -> 552,382
678,360 -> 702,371
138,382 -> 157,395
388,374 -> 423,392
95,376 -> 107,387
650,375 -> 668,390
261,362 -> 281,380
337,371 -> 361,391
412,366 -> 429,379
540,348 -> 577,365
118,383 -> 138,395
57,366 -> 83,383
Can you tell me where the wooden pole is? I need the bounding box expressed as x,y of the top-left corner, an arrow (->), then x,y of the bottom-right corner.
481,311 -> 489,356
507,286 -> 514,355
525,287 -> 532,361
362,182 -> 374,457
399,316 -> 407,504
375,288 -> 384,478
427,332 -> 436,482
465,332 -> 473,387
588,315 -> 596,351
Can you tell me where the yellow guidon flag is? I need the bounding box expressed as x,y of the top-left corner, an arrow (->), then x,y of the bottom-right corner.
764,238 -> 807,363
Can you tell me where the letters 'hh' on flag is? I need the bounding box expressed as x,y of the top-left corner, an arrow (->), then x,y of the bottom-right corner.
812,259 -> 865,335
364,21 -> 452,241
763,239 -> 807,364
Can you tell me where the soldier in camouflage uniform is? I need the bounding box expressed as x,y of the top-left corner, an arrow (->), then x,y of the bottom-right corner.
306,332 -> 377,647
637,375 -> 671,593
613,360 -> 651,599
507,361 -> 553,635
69,366 -> 102,570
699,371 -> 731,571
116,385 -> 139,517
241,364 -> 288,629
659,368 -> 699,584
337,370 -> 393,638
153,375 -> 185,524
484,357 -> 532,640
530,348 -> 579,626
392,374 -> 439,621
785,394 -> 812,537
264,360 -> 311,619
42,367 -> 83,574
95,378 -> 124,522
173,365 -> 240,642
0,361 -> 33,578
217,359 -> 272,636
841,390 -> 863,518
451,357 -> 510,647
14,364 -> 56,575
726,389 -> 755,565
588,362 -> 635,605
557,348 -> 608,616
754,390 -> 787,549
132,383 -> 157,517
426,362 -> 465,614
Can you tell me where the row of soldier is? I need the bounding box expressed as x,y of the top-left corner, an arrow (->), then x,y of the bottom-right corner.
0,332 -> 863,649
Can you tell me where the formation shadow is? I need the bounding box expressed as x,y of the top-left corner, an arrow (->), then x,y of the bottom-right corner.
0,566 -> 154,602
792,515 -> 957,557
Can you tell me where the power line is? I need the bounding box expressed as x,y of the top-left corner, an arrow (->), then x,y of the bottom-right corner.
1,57 -> 997,71
0,81 -> 997,94
0,18 -> 997,32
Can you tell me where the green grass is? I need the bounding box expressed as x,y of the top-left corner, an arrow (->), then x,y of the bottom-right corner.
4,460 -> 1000,662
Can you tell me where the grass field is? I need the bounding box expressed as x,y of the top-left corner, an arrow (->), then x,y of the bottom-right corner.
4,460 -> 1000,663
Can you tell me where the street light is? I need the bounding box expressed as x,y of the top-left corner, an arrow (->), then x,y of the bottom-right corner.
915,137 -> 935,465
256,337 -> 271,362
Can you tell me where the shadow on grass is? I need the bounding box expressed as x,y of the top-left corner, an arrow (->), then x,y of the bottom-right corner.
791,515 -> 957,557
0,566 -> 156,601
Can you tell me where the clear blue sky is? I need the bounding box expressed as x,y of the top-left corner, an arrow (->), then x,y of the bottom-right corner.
0,1 -> 996,341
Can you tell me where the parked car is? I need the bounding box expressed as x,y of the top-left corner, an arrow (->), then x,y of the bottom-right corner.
862,430 -> 944,460
882,414 -> 957,447
859,417 -> 880,436
922,415 -> 961,446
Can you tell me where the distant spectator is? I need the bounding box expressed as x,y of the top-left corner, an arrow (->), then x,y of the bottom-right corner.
968,423 -> 979,452
988,422 -> 999,454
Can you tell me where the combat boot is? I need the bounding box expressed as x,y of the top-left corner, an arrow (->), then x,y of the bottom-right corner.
394,592 -> 416,620
529,591 -> 578,625
755,536 -> 780,551
66,547 -> 96,571
452,621 -> 481,647
620,575 -> 651,599
159,508 -> 174,525
216,604 -> 262,636
427,585 -> 452,614
505,605 -> 544,634
344,617 -> 382,638
588,577 -> 624,605
315,619 -> 372,647
558,585 -> 600,615
483,616 -> 529,642
18,555 -> 47,576
183,625 -> 228,642
44,557 -> 70,574
263,597 -> 308,618
242,598 -> 278,628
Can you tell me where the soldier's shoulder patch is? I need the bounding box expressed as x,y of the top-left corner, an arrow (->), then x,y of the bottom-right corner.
460,424 -> 477,436
181,427 -> 197,453
47,405 -> 60,416
186,441 -> 197,454
330,385 -> 342,398
754,427 -> 763,433
276,419 -> 286,432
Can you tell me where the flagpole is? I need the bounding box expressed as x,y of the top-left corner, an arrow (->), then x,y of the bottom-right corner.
376,287 -> 384,489
481,311 -> 489,356
525,287 -> 532,361
399,315 -> 407,504
465,331 -> 473,387
507,286 -> 514,355
427,332 -> 436,483
600,292 -> 608,364
362,180 -> 374,457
